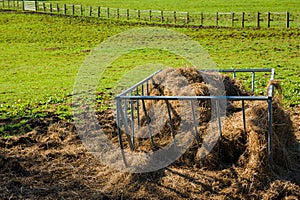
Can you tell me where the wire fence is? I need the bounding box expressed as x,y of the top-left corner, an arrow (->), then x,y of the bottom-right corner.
1,0 -> 300,28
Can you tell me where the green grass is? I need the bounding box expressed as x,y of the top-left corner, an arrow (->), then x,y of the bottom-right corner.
0,11 -> 299,136
50,0 -> 300,13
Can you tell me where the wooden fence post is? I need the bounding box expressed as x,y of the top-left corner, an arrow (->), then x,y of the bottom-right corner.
216,12 -> 219,26
72,4 -> 74,15
127,9 -> 129,20
138,9 -> 140,20
117,8 -> 120,19
64,4 -> 66,15
200,12 -> 203,25
56,4 -> 59,13
43,2 -> 46,12
186,12 -> 189,24
267,12 -> 270,28
50,3 -> 52,13
257,12 -> 260,28
89,6 -> 92,16
97,6 -> 100,17
231,12 -> 235,27
161,10 -> 164,22
149,10 -> 152,21
107,7 -> 109,18
286,12 -> 290,28
80,5 -> 83,16
174,11 -> 176,24
242,12 -> 245,27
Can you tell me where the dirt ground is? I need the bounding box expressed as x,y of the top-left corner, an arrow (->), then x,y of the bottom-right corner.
0,105 -> 299,200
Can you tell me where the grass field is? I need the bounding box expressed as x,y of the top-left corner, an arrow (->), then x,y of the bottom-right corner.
0,11 -> 299,122
51,0 -> 300,13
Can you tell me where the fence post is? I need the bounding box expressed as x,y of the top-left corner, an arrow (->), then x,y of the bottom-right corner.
106,7 -> 109,18
89,6 -> 92,16
127,9 -> 129,20
117,8 -> 119,19
50,3 -> 52,13
242,12 -> 245,27
267,12 -> 270,28
43,2 -> 46,12
137,9 -> 140,20
97,6 -> 100,17
149,10 -> 152,21
231,12 -> 235,27
72,4 -> 74,15
161,10 -> 164,22
80,5 -> 83,16
216,12 -> 219,26
200,12 -> 204,26
257,12 -> 260,28
174,11 -> 176,24
186,12 -> 189,24
286,12 -> 290,28
56,4 -> 59,13
64,4 -> 66,15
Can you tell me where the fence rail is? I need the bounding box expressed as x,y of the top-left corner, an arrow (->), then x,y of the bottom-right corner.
1,0 -> 299,28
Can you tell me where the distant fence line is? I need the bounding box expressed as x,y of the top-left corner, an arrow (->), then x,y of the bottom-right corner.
1,0 -> 300,28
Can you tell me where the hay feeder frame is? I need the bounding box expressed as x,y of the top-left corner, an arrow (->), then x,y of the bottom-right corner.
115,68 -> 276,169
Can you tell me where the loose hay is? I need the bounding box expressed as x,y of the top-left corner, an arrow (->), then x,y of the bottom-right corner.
1,67 -> 299,199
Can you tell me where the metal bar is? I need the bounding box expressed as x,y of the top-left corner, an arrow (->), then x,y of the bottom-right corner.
215,100 -> 223,159
116,99 -> 128,167
233,71 -> 237,79
251,72 -> 255,92
165,99 -> 176,144
190,100 -> 201,144
136,87 -> 141,130
146,81 -> 149,95
118,95 -> 269,101
130,92 -> 135,149
141,99 -> 155,147
242,100 -> 247,137
268,68 -> 275,97
267,98 -> 273,169
119,100 -> 134,150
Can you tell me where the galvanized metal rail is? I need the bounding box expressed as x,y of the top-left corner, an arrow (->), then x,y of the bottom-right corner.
115,68 -> 275,169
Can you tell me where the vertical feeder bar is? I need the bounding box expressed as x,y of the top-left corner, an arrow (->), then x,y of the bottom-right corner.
242,100 -> 247,137
251,72 -> 255,92
116,98 -> 128,167
121,99 -> 134,150
136,87 -> 140,130
141,99 -> 155,147
267,97 -> 273,169
130,92 -> 135,149
216,100 -> 223,157
165,100 -> 176,144
190,100 -> 201,144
